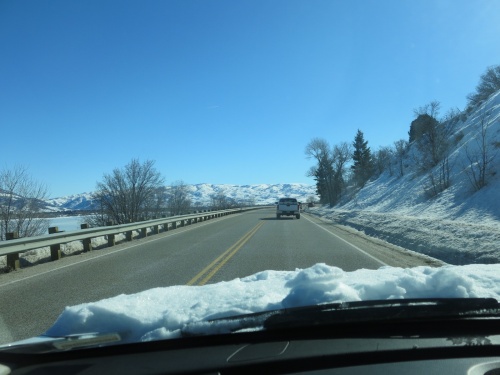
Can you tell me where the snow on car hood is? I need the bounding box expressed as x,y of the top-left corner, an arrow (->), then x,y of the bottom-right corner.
44,263 -> 500,343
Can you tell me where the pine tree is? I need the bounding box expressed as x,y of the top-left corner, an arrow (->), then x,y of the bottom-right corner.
351,130 -> 374,188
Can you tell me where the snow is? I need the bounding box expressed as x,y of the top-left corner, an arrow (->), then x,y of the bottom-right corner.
44,263 -> 500,343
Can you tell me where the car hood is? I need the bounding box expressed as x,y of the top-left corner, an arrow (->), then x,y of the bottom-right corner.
2,263 -> 500,349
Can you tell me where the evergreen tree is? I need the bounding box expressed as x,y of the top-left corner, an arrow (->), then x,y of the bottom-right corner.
312,155 -> 332,205
351,130 -> 374,188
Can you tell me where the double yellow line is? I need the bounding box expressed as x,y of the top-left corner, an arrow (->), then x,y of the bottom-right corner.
187,221 -> 265,286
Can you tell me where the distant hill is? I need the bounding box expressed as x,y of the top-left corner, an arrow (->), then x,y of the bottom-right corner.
46,192 -> 96,211
44,183 -> 318,212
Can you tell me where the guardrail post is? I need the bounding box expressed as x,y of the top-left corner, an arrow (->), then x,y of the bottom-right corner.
172,221 -> 177,229
106,222 -> 116,247
181,220 -> 185,227
153,224 -> 159,235
6,232 -> 20,270
124,220 -> 133,241
48,227 -> 61,261
126,230 -> 133,241
82,238 -> 92,252
81,224 -> 92,252
141,227 -> 147,238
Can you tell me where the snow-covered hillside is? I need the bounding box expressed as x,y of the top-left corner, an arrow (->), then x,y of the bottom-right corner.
309,90 -> 500,265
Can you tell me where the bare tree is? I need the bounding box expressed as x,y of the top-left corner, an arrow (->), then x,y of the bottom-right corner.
210,189 -> 238,210
305,138 -> 330,161
167,181 -> 192,216
331,142 -> 352,202
413,102 -> 442,167
0,165 -> 49,240
306,196 -> 316,204
409,103 -> 454,196
305,138 -> 334,204
305,138 -> 351,206
463,111 -> 498,191
393,139 -> 408,177
425,156 -> 452,198
374,146 -> 393,176
467,65 -> 500,108
92,159 -> 165,225
442,107 -> 462,126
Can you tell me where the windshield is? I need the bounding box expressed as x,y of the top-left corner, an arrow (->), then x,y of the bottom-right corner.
1,0 -> 500,348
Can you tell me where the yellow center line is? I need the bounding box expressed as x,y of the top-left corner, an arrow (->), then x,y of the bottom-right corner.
186,221 -> 265,286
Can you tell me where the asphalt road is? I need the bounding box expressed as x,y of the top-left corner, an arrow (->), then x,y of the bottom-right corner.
0,208 -> 442,345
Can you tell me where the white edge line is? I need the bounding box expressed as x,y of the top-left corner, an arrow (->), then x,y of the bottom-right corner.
303,214 -> 388,267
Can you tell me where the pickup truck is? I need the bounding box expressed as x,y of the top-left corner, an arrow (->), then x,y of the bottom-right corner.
276,197 -> 301,219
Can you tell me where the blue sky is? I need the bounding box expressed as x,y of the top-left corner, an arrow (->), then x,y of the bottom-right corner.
1,0 -> 499,198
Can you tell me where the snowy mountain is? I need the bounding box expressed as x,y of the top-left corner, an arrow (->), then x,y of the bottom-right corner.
186,183 -> 317,206
46,192 -> 96,211
0,189 -> 58,213
45,183 -> 318,211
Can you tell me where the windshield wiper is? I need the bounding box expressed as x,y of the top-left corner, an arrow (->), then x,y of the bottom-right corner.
263,298 -> 500,330
181,298 -> 500,338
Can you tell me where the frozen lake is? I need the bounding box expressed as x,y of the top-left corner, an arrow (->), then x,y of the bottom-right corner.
48,216 -> 88,232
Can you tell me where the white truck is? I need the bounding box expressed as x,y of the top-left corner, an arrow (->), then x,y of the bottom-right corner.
276,197 -> 301,219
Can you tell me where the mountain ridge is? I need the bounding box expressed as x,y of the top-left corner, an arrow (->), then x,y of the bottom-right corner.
45,183 -> 318,211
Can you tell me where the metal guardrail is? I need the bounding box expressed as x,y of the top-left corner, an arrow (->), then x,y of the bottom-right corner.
0,207 -> 264,270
